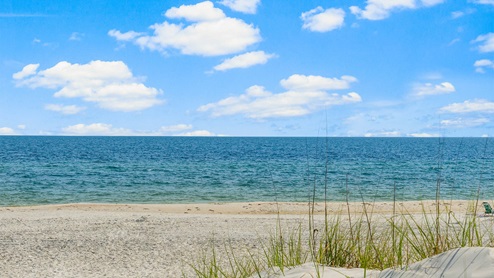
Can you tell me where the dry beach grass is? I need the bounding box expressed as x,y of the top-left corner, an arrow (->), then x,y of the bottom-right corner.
1,200 -> 493,277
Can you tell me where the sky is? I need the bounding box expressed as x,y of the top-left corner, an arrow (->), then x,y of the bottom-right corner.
1,0 -> 493,137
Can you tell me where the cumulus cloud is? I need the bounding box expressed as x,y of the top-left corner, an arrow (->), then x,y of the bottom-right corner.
109,1 -> 261,56
350,0 -> 415,20
473,33 -> 494,53
159,125 -> 218,136
219,0 -> 260,14
440,118 -> 489,128
280,74 -> 357,91
350,0 -> 444,20
364,131 -> 401,137
408,133 -> 441,137
213,51 -> 275,71
412,82 -> 455,97
175,130 -> 216,136
301,7 -> 345,32
159,124 -> 193,132
45,104 -> 86,115
440,99 -> 494,113
108,30 -> 143,41
12,63 -> 39,80
198,74 -> 361,119
474,59 -> 494,73
62,123 -> 134,136
0,127 -> 16,135
165,1 -> 225,21
61,123 -> 217,136
13,60 -> 163,112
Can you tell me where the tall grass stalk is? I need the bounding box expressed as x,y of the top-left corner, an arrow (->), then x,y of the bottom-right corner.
189,200 -> 493,277
189,138 -> 493,277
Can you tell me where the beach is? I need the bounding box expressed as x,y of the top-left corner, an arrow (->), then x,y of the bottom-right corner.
0,200 -> 488,277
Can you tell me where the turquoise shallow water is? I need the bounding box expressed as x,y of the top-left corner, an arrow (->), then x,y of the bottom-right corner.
0,136 -> 493,206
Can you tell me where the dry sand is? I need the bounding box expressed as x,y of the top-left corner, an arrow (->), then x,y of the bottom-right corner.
264,247 -> 494,277
0,200 -> 488,277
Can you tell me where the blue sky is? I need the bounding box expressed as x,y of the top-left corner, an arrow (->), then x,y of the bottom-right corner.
1,0 -> 493,136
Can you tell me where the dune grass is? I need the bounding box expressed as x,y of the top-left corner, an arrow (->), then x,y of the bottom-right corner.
188,138 -> 493,277
186,199 -> 494,278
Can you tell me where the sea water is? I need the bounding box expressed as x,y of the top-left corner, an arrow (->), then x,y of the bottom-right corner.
0,136 -> 492,206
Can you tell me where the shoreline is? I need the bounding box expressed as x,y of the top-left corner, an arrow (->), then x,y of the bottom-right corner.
0,199 -> 485,215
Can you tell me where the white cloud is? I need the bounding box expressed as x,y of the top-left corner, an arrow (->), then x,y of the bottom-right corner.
219,0 -> 260,14
440,99 -> 494,113
198,74 -> 361,119
0,127 -> 16,135
350,0 -> 444,20
350,0 -> 415,20
108,30 -> 143,41
474,59 -> 494,73
213,51 -> 275,71
447,38 -> 461,46
408,133 -> 441,137
472,33 -> 494,53
161,125 -> 219,136
62,123 -> 134,136
301,7 -> 345,32
421,0 -> 445,6
451,8 -> 475,19
31,38 -> 58,49
280,74 -> 357,91
69,32 -> 84,41
45,104 -> 86,115
472,0 -> 494,5
175,130 -> 216,136
12,63 -> 39,80
110,1 -> 261,57
13,60 -> 163,112
451,11 -> 465,19
160,124 -> 193,132
412,82 -> 455,97
165,1 -> 225,21
364,131 -> 401,137
60,123 -> 218,136
440,118 -> 489,128
17,125 -> 26,130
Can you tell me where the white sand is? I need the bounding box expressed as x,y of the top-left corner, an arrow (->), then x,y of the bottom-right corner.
265,247 -> 494,277
0,200 -> 488,277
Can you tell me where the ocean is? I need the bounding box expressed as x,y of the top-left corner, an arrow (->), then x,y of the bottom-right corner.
0,136 -> 493,206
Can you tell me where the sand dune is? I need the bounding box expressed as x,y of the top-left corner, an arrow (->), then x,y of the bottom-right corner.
260,247 -> 494,277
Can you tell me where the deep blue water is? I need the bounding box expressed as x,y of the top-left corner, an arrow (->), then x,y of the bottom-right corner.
0,136 -> 493,206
